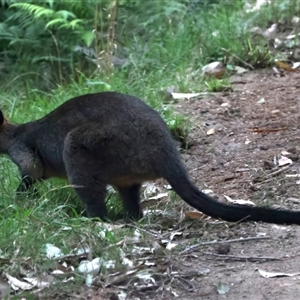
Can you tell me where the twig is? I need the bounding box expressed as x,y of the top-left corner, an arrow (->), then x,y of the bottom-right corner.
267,165 -> 290,177
53,253 -> 88,261
199,251 -> 284,262
221,47 -> 254,70
180,236 -> 270,255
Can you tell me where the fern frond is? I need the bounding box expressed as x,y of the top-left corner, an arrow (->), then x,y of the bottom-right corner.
55,10 -> 76,20
45,18 -> 65,29
10,3 -> 54,19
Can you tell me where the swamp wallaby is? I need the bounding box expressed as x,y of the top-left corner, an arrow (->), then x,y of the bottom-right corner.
1,91 -> 300,224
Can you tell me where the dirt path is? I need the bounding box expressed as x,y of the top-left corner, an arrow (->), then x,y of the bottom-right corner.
169,69 -> 300,300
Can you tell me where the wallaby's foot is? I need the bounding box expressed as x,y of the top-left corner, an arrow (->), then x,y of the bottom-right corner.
117,184 -> 143,220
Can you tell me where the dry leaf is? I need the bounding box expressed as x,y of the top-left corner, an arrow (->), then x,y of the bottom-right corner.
278,156 -> 293,166
170,232 -> 182,240
202,61 -> 226,78
206,128 -> 215,135
166,242 -> 178,250
5,273 -> 35,291
234,66 -> 248,74
224,195 -> 255,206
275,61 -> 295,72
221,102 -> 229,107
271,109 -> 281,114
148,192 -> 169,200
217,282 -> 230,294
185,211 -> 205,219
171,92 -> 201,100
143,182 -> 160,198
263,23 -> 277,39
78,258 -> 102,275
24,275 -> 54,288
257,98 -> 265,104
258,269 -> 300,278
293,62 -> 300,69
45,244 -> 63,259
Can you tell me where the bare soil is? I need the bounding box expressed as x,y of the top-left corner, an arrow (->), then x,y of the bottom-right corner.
28,70 -> 300,299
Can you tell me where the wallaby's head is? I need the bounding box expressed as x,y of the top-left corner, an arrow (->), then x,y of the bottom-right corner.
0,110 -> 13,154
0,110 -> 7,130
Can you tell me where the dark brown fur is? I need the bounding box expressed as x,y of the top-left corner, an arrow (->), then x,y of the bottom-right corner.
1,91 -> 300,224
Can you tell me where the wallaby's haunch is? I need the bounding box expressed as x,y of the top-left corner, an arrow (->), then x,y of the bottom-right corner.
1,92 -> 300,224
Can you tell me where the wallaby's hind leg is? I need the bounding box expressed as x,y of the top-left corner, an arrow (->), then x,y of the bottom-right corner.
63,144 -> 108,219
67,172 -> 108,219
117,184 -> 143,220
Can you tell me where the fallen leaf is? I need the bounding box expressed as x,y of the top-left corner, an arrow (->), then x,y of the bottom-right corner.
136,270 -> 156,284
185,211 -> 205,219
202,61 -> 226,78
271,109 -> 281,114
217,282 -> 230,294
24,275 -> 54,288
257,98 -> 265,104
143,182 -> 160,198
166,242 -> 178,250
5,273 -> 35,291
170,232 -> 182,240
143,209 -> 164,216
224,195 -> 255,206
258,269 -> 300,278
278,156 -> 293,166
78,257 -> 102,275
171,92 -> 201,100
286,32 -> 300,39
275,61 -> 295,72
44,244 -> 63,259
263,23 -> 277,39
293,62 -> 300,69
206,128 -> 215,135
272,66 -> 281,76
148,192 -> 169,200
152,241 -> 165,255
292,16 -> 300,25
234,66 -> 248,74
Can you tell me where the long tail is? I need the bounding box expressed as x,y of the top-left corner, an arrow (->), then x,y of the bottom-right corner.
164,160 -> 300,225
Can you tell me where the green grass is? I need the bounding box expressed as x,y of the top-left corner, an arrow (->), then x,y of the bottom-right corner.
0,71 -> 190,296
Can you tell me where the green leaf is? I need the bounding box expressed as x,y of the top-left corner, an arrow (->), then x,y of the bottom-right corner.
81,30 -> 94,47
